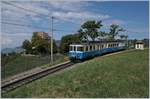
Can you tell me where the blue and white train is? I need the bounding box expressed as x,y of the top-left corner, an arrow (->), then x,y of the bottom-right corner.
69,40 -> 126,60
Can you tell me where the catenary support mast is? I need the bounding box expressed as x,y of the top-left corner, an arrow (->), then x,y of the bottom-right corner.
51,16 -> 54,63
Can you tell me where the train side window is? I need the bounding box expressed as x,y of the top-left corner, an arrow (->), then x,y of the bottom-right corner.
117,43 -> 119,47
93,45 -> 95,50
86,46 -> 88,51
70,46 -> 75,51
102,44 -> 104,48
90,45 -> 92,51
94,45 -> 97,50
77,46 -> 83,51
74,46 -> 76,51
97,45 -> 99,50
96,45 -> 98,50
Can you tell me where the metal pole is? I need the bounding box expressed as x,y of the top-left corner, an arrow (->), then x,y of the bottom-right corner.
51,16 -> 54,63
126,32 -> 128,49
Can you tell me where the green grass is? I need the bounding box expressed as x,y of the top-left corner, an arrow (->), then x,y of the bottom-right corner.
1,54 -> 69,79
2,49 -> 149,98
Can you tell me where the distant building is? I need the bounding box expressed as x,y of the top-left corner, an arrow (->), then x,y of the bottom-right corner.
36,32 -> 50,40
135,41 -> 144,50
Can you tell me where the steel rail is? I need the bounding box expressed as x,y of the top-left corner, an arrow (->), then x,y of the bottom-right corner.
2,61 -> 74,94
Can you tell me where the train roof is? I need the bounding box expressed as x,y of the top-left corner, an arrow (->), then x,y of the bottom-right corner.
70,39 -> 125,45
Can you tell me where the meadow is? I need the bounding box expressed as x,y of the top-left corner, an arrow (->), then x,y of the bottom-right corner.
1,54 -> 69,79
2,49 -> 149,98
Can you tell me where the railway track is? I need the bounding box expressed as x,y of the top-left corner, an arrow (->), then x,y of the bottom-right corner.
2,49 -> 131,94
1,61 -> 74,94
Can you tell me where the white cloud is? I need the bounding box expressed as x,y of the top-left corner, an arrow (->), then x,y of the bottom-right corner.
47,1 -> 86,12
1,1 -> 112,48
2,33 -> 31,37
1,35 -> 13,45
1,33 -> 33,48
2,1 -> 110,22
52,11 -> 110,23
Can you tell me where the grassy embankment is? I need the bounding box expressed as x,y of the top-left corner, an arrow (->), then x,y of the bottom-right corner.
1,54 -> 69,79
2,49 -> 149,98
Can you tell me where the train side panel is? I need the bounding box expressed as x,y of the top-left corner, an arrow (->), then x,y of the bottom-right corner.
69,41 -> 126,60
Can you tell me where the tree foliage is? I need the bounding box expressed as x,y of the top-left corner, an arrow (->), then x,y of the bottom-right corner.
22,40 -> 32,54
60,34 -> 80,53
78,20 -> 103,41
60,21 -> 128,53
108,24 -> 125,39
119,34 -> 128,40
22,32 -> 57,55
142,38 -> 149,48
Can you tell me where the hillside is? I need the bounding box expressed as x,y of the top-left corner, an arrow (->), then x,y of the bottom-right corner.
2,54 -> 69,79
2,49 -> 149,98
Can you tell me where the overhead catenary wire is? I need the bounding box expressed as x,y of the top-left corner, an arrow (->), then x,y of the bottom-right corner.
1,21 -> 77,33
1,1 -> 77,33
1,21 -> 50,30
1,1 -> 81,25
1,1 -> 51,18
1,21 -> 143,35
1,2 -> 76,63
2,1 -> 144,34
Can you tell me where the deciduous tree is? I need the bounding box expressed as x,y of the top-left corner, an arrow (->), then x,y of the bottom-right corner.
78,20 -> 103,41
108,24 -> 125,40
22,40 -> 32,54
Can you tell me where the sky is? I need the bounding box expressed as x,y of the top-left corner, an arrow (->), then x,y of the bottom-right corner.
1,1 -> 149,49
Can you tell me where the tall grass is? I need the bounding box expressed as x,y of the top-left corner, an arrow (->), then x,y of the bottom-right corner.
2,49 -> 149,98
1,54 -> 68,79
